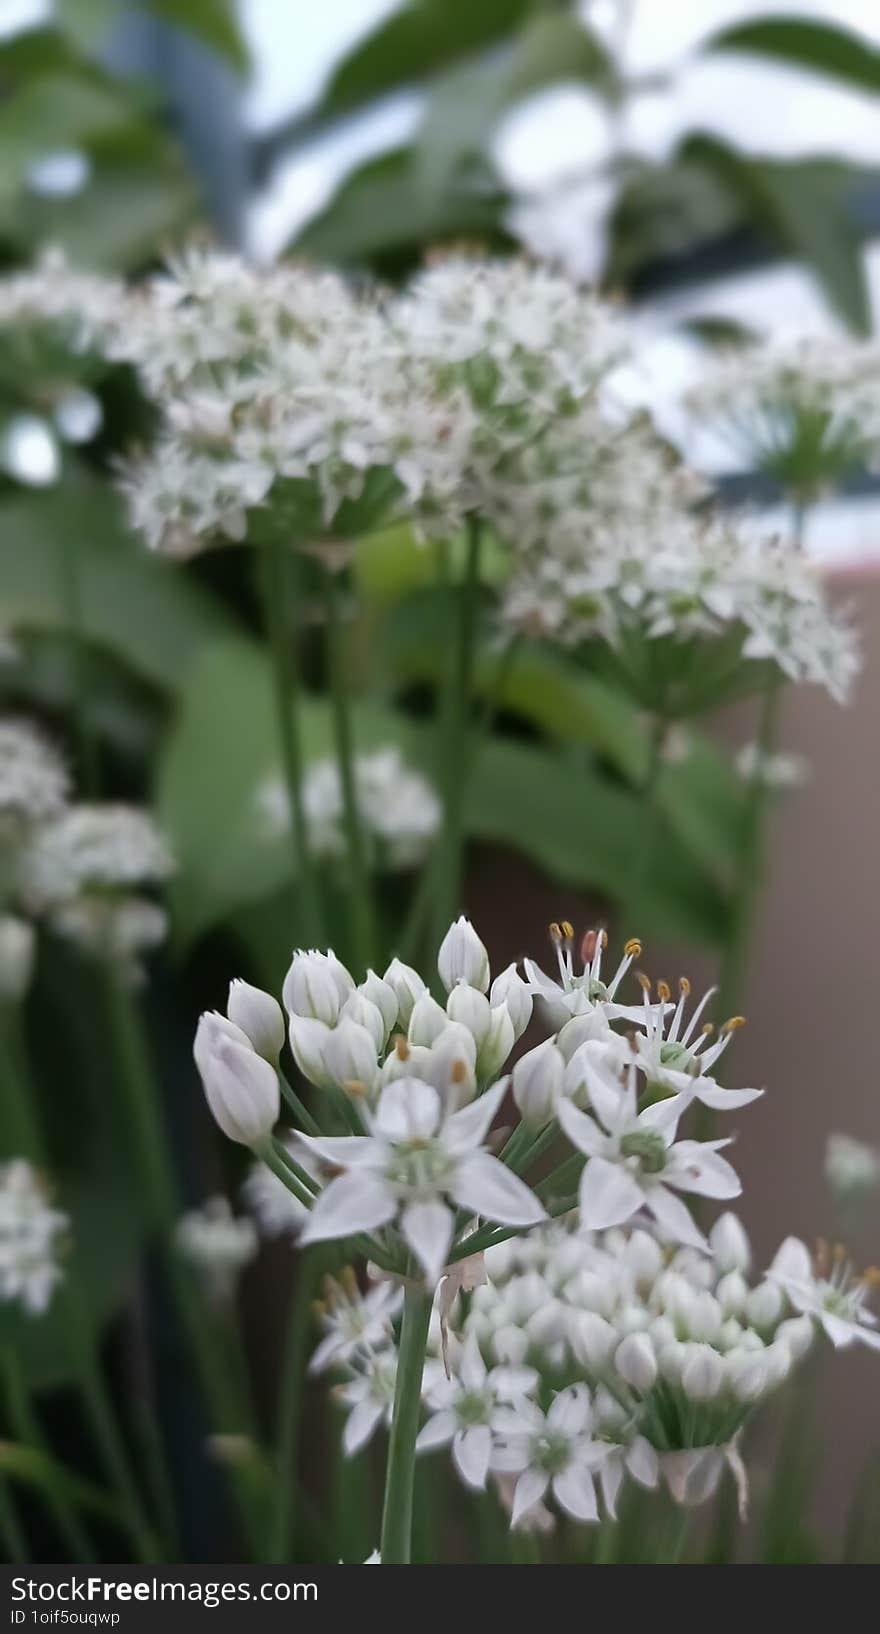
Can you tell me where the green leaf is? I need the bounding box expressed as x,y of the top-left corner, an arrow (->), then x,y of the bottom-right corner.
0,476 -> 234,692
146,0 -> 250,72
319,0 -> 536,119
705,15 -> 880,95
14,143 -> 196,269
415,15 -> 611,195
0,1441 -> 121,1524
465,737 -> 728,945
681,136 -> 871,333
0,71 -> 134,193
294,146 -> 508,266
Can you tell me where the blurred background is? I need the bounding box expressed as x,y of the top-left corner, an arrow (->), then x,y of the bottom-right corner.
1,0 -> 878,1560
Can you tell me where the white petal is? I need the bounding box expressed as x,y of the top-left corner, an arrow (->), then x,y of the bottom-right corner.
416,1411 -> 457,1452
511,1468 -> 550,1527
553,1465 -> 598,1523
627,1436 -> 659,1489
375,1078 -> 441,1142
769,1236 -> 812,1283
296,1132 -> 381,1168
401,1199 -> 454,1288
299,1170 -> 396,1245
693,1083 -> 763,1110
600,1456 -> 623,1518
645,1184 -> 708,1250
636,1092 -> 690,1140
578,1156 -> 644,1230
453,1425 -> 491,1489
668,1142 -> 741,1200
344,1399 -> 384,1456
451,1152 -> 547,1227
547,1386 -> 590,1435
580,1056 -> 629,1132
557,1097 -> 606,1157
443,1078 -> 508,1154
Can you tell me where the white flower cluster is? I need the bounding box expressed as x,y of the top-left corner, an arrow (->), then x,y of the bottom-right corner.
0,248 -> 126,355
735,742 -> 810,790
176,1196 -> 258,1303
117,250 -> 625,556
0,718 -> 70,830
16,804 -> 174,975
825,1133 -> 880,1202
499,511 -> 859,705
0,1159 -> 69,1316
257,746 -> 441,870
685,333 -> 880,496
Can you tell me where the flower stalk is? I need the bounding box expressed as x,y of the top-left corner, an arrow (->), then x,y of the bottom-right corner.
379,1274 -> 432,1565
431,517 -> 483,964
323,565 -> 376,972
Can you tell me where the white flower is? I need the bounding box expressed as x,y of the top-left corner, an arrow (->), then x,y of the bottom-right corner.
338,1350 -> 398,1455
258,747 -> 440,870
194,1012 -> 280,1147
283,949 -> 354,1025
19,804 -> 173,908
0,718 -> 69,827
490,964 -> 533,1041
437,918 -> 490,994
524,925 -> 653,1029
491,1387 -> 608,1526
629,978 -> 763,1112
0,915 -> 36,1001
227,980 -> 285,1064
614,1331 -> 657,1392
769,1238 -> 880,1351
310,1275 -> 402,1375
0,1160 -> 69,1315
176,1196 -> 257,1301
242,1136 -> 315,1239
512,1039 -> 565,1125
735,743 -> 809,790
297,1077 -> 546,1287
381,958 -> 426,1029
825,1133 -> 880,1202
709,1213 -> 752,1275
417,1337 -> 537,1490
558,1059 -> 741,1250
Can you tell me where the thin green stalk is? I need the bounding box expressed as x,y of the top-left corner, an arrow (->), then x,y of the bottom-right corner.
0,1477 -> 27,1562
278,1070 -> 322,1137
3,1347 -> 95,1561
620,712 -> 666,938
449,1191 -> 580,1262
268,1252 -> 318,1562
58,524 -> 99,795
323,566 -> 375,973
1,1001 -> 159,1563
259,1140 -> 400,1276
259,535 -> 322,944
380,1275 -> 432,1564
665,1505 -> 690,1564
430,517 -> 483,964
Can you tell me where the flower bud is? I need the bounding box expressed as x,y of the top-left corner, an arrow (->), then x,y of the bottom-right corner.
423,1023 -> 477,1108
0,914 -> 36,1001
358,970 -> 398,1040
489,964 -> 532,1041
194,1012 -> 279,1146
491,1324 -> 529,1366
512,1039 -> 564,1125
288,1015 -> 332,1089
380,1036 -> 431,1085
408,991 -> 449,1046
339,993 -> 386,1051
648,1315 -> 676,1350
322,1019 -> 378,1095
437,917 -> 489,994
745,1280 -> 783,1330
556,1010 -> 617,1063
615,1331 -> 657,1392
681,1343 -> 724,1401
709,1212 -> 751,1274
762,1339 -> 792,1388
477,1004 -> 515,1081
625,1229 -> 663,1287
446,983 -> 492,1047
776,1315 -> 814,1362
724,1347 -> 768,1401
687,1291 -> 722,1343
716,1270 -> 749,1317
658,1342 -> 686,1386
381,958 -> 425,1028
283,949 -> 353,1024
569,1310 -> 617,1369
227,979 -> 285,1063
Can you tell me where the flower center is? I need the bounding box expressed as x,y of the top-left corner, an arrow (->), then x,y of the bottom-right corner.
619,1129 -> 668,1174
457,1388 -> 491,1427
532,1431 -> 571,1476
384,1140 -> 454,1196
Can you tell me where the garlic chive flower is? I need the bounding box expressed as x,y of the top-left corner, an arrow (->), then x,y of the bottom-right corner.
629,976 -> 763,1112
769,1238 -> 880,1351
0,718 -> 69,830
0,1160 -> 69,1316
194,1012 -> 280,1147
257,747 -> 441,871
176,1196 -> 258,1303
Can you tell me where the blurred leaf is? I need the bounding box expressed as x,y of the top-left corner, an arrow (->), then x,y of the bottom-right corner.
657,733 -> 743,881
705,15 -> 880,94
608,154 -> 743,283
294,146 -> 508,266
0,1440 -> 123,1525
0,476 -> 234,692
416,15 -> 611,195
0,72 -> 133,192
15,143 -> 196,269
318,0 -> 536,120
466,737 -> 728,945
680,136 -> 871,333
146,0 -> 250,71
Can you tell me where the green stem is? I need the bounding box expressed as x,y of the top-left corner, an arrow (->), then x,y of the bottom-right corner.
0,1477 -> 27,1563
620,712 -> 666,938
665,1505 -> 690,1564
323,566 -> 375,972
268,1252 -> 318,1562
431,516 -> 483,965
2,1347 -> 95,1561
259,536 -> 322,945
379,1276 -> 432,1565
58,522 -> 98,795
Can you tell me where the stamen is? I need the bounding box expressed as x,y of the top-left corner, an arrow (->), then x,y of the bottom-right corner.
560,920 -> 574,941
657,980 -> 671,1003
450,1059 -> 468,1085
861,1267 -> 880,1287
635,971 -> 652,995
394,1034 -> 410,1061
311,1299 -> 327,1318
341,1265 -> 358,1295
343,1078 -> 367,1097
624,938 -> 642,959
721,1015 -> 747,1034
678,976 -> 691,996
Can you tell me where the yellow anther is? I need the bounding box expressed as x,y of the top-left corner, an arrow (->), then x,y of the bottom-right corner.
560,920 -> 574,941
701,1023 -> 715,1037
635,971 -> 652,994
678,976 -> 691,996
450,1059 -> 468,1085
657,980 -> 671,1003
343,1078 -> 367,1098
721,1015 -> 747,1034
394,1034 -> 410,1061
861,1267 -> 880,1287
599,929 -> 608,949
624,938 -> 642,958
549,921 -> 563,942
311,1299 -> 327,1319
341,1265 -> 358,1295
